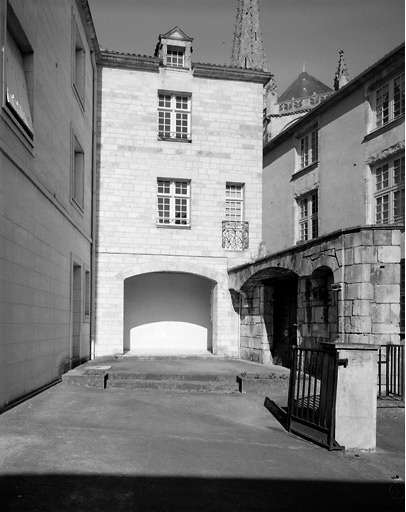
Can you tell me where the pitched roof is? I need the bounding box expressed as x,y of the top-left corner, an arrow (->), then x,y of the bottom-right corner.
278,71 -> 332,102
159,27 -> 193,42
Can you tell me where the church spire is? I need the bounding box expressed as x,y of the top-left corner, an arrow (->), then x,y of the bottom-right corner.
231,0 -> 267,71
334,50 -> 349,91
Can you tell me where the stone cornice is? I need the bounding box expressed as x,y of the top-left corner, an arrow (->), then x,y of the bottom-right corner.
192,63 -> 273,84
101,50 -> 160,72
100,50 -> 273,84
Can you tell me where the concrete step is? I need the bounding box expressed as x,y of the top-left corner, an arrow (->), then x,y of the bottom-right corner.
62,359 -> 291,395
106,378 -> 239,393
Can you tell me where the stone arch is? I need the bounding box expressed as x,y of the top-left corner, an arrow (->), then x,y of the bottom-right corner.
117,260 -> 224,285
123,271 -> 217,354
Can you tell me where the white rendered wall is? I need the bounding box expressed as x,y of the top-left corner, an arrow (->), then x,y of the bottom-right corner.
96,63 -> 265,357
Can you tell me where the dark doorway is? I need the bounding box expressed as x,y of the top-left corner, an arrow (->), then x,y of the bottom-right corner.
272,278 -> 298,368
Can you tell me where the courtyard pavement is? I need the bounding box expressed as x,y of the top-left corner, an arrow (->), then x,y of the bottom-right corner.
0,358 -> 404,512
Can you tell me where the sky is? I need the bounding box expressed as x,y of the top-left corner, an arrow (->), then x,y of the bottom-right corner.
88,0 -> 405,94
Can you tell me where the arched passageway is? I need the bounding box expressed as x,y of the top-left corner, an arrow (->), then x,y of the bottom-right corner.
124,272 -> 214,354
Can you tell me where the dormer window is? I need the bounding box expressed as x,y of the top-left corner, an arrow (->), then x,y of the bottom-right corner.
154,27 -> 193,70
167,47 -> 184,67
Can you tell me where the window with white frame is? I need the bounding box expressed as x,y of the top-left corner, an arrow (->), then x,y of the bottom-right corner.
374,156 -> 405,224
72,135 -> 84,209
299,129 -> 318,169
167,47 -> 185,67
297,191 -> 318,242
158,93 -> 191,141
225,183 -> 244,221
4,3 -> 34,137
157,179 -> 191,226
374,73 -> 405,129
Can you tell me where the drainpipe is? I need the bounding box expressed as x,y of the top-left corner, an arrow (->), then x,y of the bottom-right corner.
336,234 -> 346,341
89,50 -> 98,359
238,291 -> 242,358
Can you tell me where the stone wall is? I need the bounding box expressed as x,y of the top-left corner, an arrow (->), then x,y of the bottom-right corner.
96,60 -> 265,356
229,226 -> 403,365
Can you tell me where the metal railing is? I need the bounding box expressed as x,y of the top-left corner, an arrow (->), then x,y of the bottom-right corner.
222,221 -> 249,251
378,344 -> 404,400
287,346 -> 346,450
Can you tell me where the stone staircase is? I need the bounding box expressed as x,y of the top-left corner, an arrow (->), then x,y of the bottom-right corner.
62,358 -> 291,395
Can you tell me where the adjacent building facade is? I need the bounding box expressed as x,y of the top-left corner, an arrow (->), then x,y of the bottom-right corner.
1,0 -> 98,409
229,44 -> 405,366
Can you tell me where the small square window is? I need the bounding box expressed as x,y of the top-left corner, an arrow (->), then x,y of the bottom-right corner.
167,48 -> 185,67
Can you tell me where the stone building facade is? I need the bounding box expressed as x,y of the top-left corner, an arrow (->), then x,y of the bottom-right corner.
0,0 -> 98,410
95,28 -> 272,357
229,44 -> 405,366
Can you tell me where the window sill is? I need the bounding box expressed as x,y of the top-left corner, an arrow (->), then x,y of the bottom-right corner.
364,115 -> 404,142
2,106 -> 34,153
158,136 -> 192,143
157,223 -> 191,229
291,161 -> 319,180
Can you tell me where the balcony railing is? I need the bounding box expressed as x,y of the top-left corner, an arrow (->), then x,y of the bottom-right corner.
278,93 -> 331,114
222,221 -> 249,251
158,131 -> 192,142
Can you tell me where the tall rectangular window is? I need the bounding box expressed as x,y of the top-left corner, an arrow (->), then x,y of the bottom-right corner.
158,93 -> 191,141
374,156 -> 405,224
4,3 -> 34,137
299,129 -> 318,169
84,270 -> 90,320
225,183 -> 244,221
72,135 -> 84,209
298,191 -> 318,242
157,179 -> 191,226
374,73 -> 405,129
73,19 -> 85,107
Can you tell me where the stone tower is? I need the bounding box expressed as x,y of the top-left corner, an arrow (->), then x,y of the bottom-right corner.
231,0 -> 268,71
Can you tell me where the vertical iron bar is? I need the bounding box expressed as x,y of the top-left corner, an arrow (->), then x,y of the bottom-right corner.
305,350 -> 313,422
287,346 -> 297,432
311,351 -> 318,425
390,347 -> 396,395
300,350 -> 307,420
378,348 -> 382,397
296,348 -> 303,417
401,346 -> 405,400
386,345 -> 390,397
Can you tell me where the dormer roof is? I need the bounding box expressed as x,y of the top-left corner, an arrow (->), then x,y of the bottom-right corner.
158,27 -> 193,43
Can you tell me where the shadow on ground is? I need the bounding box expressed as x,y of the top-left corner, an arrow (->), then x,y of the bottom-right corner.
1,474 -> 404,512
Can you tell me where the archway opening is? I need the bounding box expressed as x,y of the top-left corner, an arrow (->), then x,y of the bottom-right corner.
124,272 -> 215,355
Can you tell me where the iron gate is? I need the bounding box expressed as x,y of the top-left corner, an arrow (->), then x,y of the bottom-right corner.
378,344 -> 405,401
287,346 -> 346,450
